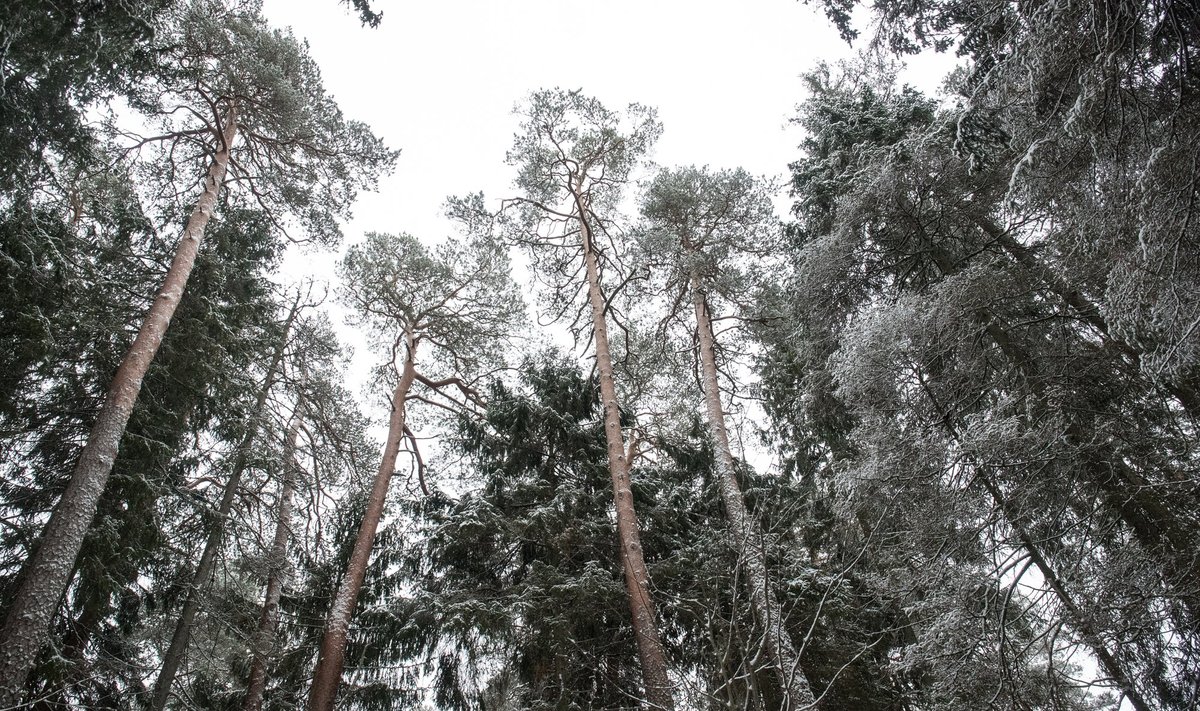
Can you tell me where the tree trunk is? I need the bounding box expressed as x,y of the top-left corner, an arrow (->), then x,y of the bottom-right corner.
576,186 -> 676,711
0,109 -> 239,708
150,288 -> 296,711
928,241 -> 1200,624
972,472 -> 1153,711
690,277 -> 817,709
307,342 -> 417,711
972,304 -> 1200,625
916,380 -> 1152,711
979,217 -> 1200,417
242,403 -> 303,711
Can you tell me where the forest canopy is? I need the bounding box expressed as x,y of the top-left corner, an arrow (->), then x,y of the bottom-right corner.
0,0 -> 1196,710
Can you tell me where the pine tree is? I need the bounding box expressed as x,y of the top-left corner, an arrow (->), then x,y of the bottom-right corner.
0,1 -> 394,702
500,89 -> 677,710
638,166 -> 816,708
241,396 -> 303,711
307,232 -> 521,710
149,291 -> 304,710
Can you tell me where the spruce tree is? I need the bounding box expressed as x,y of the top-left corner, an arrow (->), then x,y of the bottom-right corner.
0,1 -> 394,702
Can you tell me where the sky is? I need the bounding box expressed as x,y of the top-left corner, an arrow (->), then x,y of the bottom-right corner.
261,0 -> 952,250
256,0 -> 957,446
260,0 -> 954,341
244,5 -> 1123,701
257,0 -> 958,452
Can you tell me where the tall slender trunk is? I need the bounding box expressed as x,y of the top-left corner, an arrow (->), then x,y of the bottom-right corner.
973,473 -> 1153,711
242,403 -> 303,711
979,216 -> 1200,416
0,109 -> 238,707
917,381 -> 1151,711
975,307 -> 1200,624
690,277 -> 816,709
575,186 -> 676,711
928,243 -> 1200,623
150,291 -> 296,711
307,340 -> 417,711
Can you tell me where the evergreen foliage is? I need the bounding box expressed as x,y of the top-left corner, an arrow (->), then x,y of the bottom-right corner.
1,0 -> 1197,708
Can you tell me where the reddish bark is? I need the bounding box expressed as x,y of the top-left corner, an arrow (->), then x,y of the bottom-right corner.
0,109 -> 239,707
576,184 -> 676,711
150,288 -> 296,711
306,339 -> 417,711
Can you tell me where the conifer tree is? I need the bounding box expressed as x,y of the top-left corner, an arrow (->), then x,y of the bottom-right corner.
241,396 -> 304,711
0,1 -> 394,702
763,60 -> 1197,709
639,166 -> 816,708
149,291 -> 307,710
307,232 -> 521,710
500,88 -> 677,710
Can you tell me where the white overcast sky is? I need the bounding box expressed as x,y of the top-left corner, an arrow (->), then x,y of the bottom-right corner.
256,0 -> 955,439
246,6 -> 1123,699
261,0 -> 952,248
258,0 -> 956,430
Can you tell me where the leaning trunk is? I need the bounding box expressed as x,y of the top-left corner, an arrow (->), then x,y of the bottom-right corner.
150,290 -> 295,711
981,217 -> 1200,416
242,404 -> 303,711
917,383 -> 1153,711
576,187 -> 676,711
307,343 -> 417,711
929,242 -> 1200,625
0,109 -> 239,707
690,277 -> 816,709
973,472 -> 1153,711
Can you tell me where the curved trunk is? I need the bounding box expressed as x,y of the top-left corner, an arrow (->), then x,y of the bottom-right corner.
242,404 -> 303,711
307,345 -> 417,711
0,109 -> 238,707
577,188 -> 676,711
150,291 -> 296,711
690,278 -> 816,709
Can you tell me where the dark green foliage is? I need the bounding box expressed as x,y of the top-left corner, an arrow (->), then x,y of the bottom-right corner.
342,0 -> 382,27
2,0 -> 1196,706
378,356 -> 642,710
324,355 -> 908,710
0,0 -> 396,703
0,0 -> 174,191
647,425 -> 908,711
0,199 -> 286,705
789,66 -> 937,240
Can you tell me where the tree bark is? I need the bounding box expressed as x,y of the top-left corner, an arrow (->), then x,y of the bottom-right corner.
242,403 -> 302,711
306,340 -> 417,711
970,300 -> 1200,625
0,108 -> 239,708
575,184 -> 676,711
972,472 -> 1153,711
979,217 -> 1200,417
690,277 -> 817,709
150,288 -> 296,711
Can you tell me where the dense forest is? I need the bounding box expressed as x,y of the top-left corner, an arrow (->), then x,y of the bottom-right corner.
1,0 -> 1197,709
